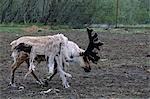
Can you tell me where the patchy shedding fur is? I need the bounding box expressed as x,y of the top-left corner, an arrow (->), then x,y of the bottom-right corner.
10,34 -> 75,88
10,28 -> 103,88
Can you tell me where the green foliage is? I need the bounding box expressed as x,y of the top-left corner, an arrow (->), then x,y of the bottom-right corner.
0,0 -> 149,28
91,0 -> 116,24
119,0 -> 150,24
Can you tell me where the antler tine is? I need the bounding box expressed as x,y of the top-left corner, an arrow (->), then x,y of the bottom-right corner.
87,28 -> 99,43
93,36 -> 98,42
87,32 -> 101,50
93,42 -> 102,50
88,55 -> 100,63
87,28 -> 93,40
92,33 -> 98,41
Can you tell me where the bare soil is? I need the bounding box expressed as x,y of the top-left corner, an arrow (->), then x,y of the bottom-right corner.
0,29 -> 150,99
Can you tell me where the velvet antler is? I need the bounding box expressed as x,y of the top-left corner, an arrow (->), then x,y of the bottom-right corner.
84,28 -> 103,64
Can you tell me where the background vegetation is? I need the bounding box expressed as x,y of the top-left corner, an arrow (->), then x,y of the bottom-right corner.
0,0 -> 149,28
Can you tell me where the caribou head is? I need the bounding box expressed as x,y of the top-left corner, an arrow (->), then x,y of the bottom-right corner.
81,28 -> 103,72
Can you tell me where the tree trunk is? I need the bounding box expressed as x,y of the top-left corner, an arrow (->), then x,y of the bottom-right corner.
0,0 -> 13,23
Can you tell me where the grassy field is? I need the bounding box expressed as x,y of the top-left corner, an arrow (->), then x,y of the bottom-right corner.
0,24 -> 150,33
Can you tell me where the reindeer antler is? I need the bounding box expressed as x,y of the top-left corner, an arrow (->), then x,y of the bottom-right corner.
84,28 -> 103,64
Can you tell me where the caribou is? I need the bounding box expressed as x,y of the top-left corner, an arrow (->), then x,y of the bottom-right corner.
9,28 -> 103,88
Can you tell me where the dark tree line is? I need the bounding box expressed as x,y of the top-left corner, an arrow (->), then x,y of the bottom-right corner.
0,0 -> 149,28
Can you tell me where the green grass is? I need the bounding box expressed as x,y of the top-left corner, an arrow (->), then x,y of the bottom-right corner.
0,23 -> 149,34
0,26 -> 23,33
118,24 -> 150,29
0,23 -> 71,33
78,28 -> 150,35
0,23 -> 28,33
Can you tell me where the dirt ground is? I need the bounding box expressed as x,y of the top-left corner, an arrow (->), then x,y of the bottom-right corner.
0,29 -> 150,99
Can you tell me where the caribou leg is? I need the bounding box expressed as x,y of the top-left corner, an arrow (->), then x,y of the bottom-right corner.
10,52 -> 28,87
25,59 -> 44,85
43,59 -> 58,86
45,58 -> 67,82
55,55 -> 71,88
10,62 -> 23,87
46,59 -> 58,81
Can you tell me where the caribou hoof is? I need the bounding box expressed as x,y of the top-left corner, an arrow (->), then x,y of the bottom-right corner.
36,80 -> 48,87
9,83 -> 25,90
63,82 -> 70,88
65,73 -> 72,78
9,82 -> 17,88
42,80 -> 49,87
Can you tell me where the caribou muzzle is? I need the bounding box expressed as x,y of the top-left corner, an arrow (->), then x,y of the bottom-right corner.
82,56 -> 91,72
